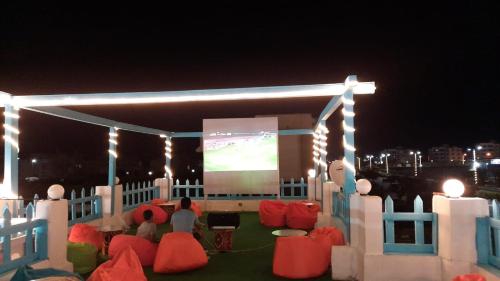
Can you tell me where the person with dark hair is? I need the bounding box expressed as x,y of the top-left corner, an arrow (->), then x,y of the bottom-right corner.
136,209 -> 156,242
171,197 -> 204,240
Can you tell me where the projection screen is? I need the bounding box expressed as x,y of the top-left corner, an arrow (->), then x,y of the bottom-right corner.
203,117 -> 279,195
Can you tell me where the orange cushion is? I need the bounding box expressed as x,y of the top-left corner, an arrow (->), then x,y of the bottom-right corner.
68,223 -> 104,250
153,232 -> 208,273
273,236 -> 330,279
133,204 -> 168,225
452,274 -> 486,281
109,234 -> 158,266
88,246 -> 147,281
309,227 -> 345,246
151,198 -> 167,206
175,201 -> 202,217
285,202 -> 319,230
259,200 -> 288,227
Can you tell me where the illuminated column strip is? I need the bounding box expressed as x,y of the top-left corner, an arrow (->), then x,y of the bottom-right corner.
108,127 -> 118,214
318,120 -> 328,181
3,105 -> 20,196
342,78 -> 357,195
162,136 -> 173,178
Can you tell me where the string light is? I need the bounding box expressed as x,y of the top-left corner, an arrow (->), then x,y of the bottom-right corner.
109,132 -> 118,137
319,135 -> 327,141
165,140 -> 172,146
342,108 -> 355,117
319,141 -> 327,147
343,157 -> 356,173
313,151 -> 320,157
165,146 -> 172,153
342,121 -> 355,132
108,149 -> 118,158
109,139 -> 118,145
3,135 -> 19,152
3,112 -> 20,119
341,96 -> 355,105
3,124 -> 20,135
312,132 -> 319,139
165,153 -> 172,159
343,135 -> 356,152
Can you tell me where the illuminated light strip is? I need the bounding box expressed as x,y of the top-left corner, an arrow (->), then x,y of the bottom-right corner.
108,149 -> 118,158
318,160 -> 328,168
165,140 -> 172,146
343,135 -> 356,152
313,139 -> 319,144
319,141 -> 327,147
3,124 -> 20,135
109,132 -> 118,137
312,132 -> 320,139
109,139 -> 118,145
319,135 -> 327,141
165,147 -> 172,153
343,157 -> 356,173
165,153 -> 172,159
341,96 -> 355,105
159,134 -> 167,138
313,151 -> 320,157
342,108 -> 355,117
164,165 -> 172,177
317,123 -> 329,133
319,148 -> 327,155
342,121 -> 355,132
313,157 -> 320,164
3,112 -> 20,119
313,145 -> 320,152
3,135 -> 19,152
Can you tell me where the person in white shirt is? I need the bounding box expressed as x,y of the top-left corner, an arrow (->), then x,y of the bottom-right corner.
136,209 -> 157,242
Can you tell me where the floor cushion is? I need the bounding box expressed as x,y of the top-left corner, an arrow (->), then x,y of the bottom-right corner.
259,200 -> 288,227
285,202 -> 319,230
151,198 -> 167,206
153,232 -> 208,273
309,227 -> 345,246
452,274 -> 486,281
67,242 -> 97,274
273,236 -> 330,279
68,223 -> 104,250
175,201 -> 202,217
133,204 -> 168,225
87,246 -> 147,281
108,234 -> 158,266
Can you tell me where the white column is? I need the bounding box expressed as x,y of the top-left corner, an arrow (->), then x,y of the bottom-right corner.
349,193 -> 383,254
154,178 -> 170,201
35,199 -> 73,272
96,184 -> 123,225
432,195 -> 489,281
307,176 -> 315,202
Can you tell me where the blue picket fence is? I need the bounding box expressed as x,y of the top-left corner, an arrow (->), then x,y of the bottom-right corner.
68,187 -> 102,226
171,178 -> 308,200
123,181 -> 160,211
0,205 -> 48,275
332,191 -> 350,233
476,199 -> 500,269
383,195 -> 438,254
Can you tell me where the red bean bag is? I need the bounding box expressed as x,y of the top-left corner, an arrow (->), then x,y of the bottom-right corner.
88,246 -> 147,281
151,198 -> 167,205
175,201 -> 202,217
108,234 -> 158,266
68,223 -> 104,250
259,200 -> 288,227
273,236 -> 330,279
452,274 -> 486,281
153,232 -> 208,273
309,227 -> 345,246
285,202 -> 320,230
133,204 -> 168,225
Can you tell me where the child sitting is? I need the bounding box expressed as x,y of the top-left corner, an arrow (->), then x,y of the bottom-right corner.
136,209 -> 157,242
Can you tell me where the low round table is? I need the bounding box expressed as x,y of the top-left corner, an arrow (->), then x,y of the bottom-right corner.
271,229 -> 308,237
156,202 -> 176,221
98,225 -> 124,255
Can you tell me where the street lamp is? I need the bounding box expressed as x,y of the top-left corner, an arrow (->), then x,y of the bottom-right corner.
381,153 -> 391,174
356,156 -> 361,171
366,155 -> 374,169
467,146 -> 482,184
419,155 -> 422,168
409,151 -> 421,176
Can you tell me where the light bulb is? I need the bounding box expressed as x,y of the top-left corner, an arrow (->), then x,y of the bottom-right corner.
442,179 -> 465,198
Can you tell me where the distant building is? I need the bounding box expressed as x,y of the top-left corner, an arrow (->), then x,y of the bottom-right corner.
476,141 -> 500,160
380,147 -> 415,167
428,145 -> 464,164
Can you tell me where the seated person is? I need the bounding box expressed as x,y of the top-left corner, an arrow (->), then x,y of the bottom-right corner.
136,209 -> 157,242
171,197 -> 204,240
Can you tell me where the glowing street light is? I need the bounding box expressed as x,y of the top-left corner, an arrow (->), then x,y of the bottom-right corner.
366,155 -> 374,169
409,151 -> 421,176
381,153 -> 391,174
467,146 -> 482,184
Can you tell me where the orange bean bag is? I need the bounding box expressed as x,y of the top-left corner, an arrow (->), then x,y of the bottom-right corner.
68,223 -> 104,250
88,246 -> 147,281
175,201 -> 202,217
108,234 -> 158,266
151,198 -> 167,205
273,236 -> 330,279
259,200 -> 288,227
133,204 -> 168,225
452,274 -> 486,281
309,227 -> 345,246
285,202 -> 320,230
153,232 -> 208,273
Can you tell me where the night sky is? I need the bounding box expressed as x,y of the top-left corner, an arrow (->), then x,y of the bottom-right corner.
1,3 -> 499,162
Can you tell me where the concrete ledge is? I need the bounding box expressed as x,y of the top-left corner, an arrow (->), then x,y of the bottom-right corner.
475,265 -> 500,281
363,254 -> 441,281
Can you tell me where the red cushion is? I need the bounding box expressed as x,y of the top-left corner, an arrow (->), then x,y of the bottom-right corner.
153,232 -> 208,273
309,227 -> 345,246
175,201 -> 202,217
68,223 -> 104,250
133,204 -> 168,225
273,236 -> 330,279
285,202 -> 319,230
452,274 -> 486,281
108,234 -> 158,266
259,200 -> 288,227
88,246 -> 147,281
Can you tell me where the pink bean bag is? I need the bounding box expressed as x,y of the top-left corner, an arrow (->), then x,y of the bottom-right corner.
108,234 -> 158,266
259,200 -> 288,227
68,223 -> 104,250
285,202 -> 320,230
88,246 -> 147,281
175,201 -> 202,217
153,232 -> 208,273
273,236 -> 330,279
133,204 -> 168,225
452,274 -> 486,281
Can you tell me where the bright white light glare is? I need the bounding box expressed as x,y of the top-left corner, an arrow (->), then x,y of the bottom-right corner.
31,158 -> 37,164
159,134 -> 167,138
108,149 -> 118,158
442,179 -> 465,198
109,132 -> 118,137
319,160 -> 328,168
113,126 -> 120,131
341,96 -> 355,105
342,121 -> 355,132
165,140 -> 172,146
313,151 -> 320,157
313,145 -> 319,152
473,162 -> 481,169
165,147 -> 172,152
352,83 -> 376,94
165,152 -> 172,159
313,139 -> 320,144
308,169 -> 316,178
148,171 -> 153,175
343,136 -> 356,152
318,148 -> 327,155
343,157 -> 356,173
319,135 -> 327,141
109,139 -> 118,145
317,123 -> 329,133
3,135 -> 19,152
312,133 -> 320,139
342,108 -> 355,117
3,124 -> 20,135
319,141 -> 327,147
477,146 -> 483,150
191,169 -> 195,173
3,112 -> 20,119
164,165 -> 172,178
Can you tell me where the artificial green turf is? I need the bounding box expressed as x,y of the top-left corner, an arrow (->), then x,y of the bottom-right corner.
127,212 -> 332,281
